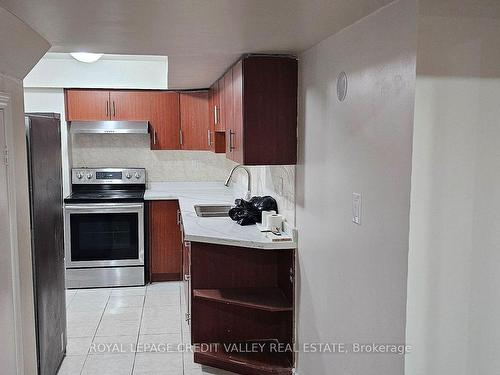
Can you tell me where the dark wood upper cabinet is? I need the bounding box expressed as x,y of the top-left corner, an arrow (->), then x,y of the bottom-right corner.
65,55 -> 297,161
208,87 -> 215,152
241,56 -> 297,165
65,89 -> 181,150
228,60 -> 244,164
222,70 -> 233,135
149,91 -> 181,150
65,89 -> 111,121
214,55 -> 298,165
214,79 -> 224,132
110,90 -> 181,150
211,80 -> 218,131
209,82 -> 227,153
180,91 -> 210,150
149,200 -> 182,282
108,91 -> 151,120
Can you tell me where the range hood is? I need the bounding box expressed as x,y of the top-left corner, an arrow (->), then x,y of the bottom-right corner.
70,121 -> 150,134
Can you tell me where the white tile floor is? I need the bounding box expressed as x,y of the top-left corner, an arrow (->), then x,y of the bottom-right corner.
60,282 -> 236,375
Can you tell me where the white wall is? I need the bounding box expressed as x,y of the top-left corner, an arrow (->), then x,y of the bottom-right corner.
405,10 -> 500,375
24,53 -> 168,89
0,6 -> 49,374
295,0 -> 417,373
0,75 -> 23,375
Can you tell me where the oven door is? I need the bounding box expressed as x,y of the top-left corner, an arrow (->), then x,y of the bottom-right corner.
64,203 -> 144,268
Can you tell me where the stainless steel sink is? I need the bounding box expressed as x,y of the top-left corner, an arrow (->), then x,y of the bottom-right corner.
194,204 -> 233,217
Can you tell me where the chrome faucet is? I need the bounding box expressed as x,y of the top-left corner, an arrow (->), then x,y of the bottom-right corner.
225,164 -> 251,200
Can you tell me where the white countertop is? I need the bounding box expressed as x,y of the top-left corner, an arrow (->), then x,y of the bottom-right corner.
144,182 -> 297,250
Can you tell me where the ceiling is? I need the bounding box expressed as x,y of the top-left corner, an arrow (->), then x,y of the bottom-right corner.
0,7 -> 49,79
0,0 -> 392,88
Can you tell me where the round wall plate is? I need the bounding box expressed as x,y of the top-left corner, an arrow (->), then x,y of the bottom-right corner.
337,71 -> 348,102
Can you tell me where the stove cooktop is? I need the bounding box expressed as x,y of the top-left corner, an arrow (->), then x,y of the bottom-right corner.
66,168 -> 147,204
64,190 -> 145,203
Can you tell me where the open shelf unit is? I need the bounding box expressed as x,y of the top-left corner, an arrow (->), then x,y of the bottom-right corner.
189,242 -> 295,375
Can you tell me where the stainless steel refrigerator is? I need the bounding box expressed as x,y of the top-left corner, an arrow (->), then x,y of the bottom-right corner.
26,113 -> 66,375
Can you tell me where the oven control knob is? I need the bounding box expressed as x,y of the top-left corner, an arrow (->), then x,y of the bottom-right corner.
125,173 -> 132,179
134,172 -> 141,179
86,173 -> 93,179
76,172 -> 83,179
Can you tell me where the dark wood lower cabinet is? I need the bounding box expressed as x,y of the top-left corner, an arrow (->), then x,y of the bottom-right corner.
149,200 -> 182,281
190,242 -> 295,375
183,239 -> 191,325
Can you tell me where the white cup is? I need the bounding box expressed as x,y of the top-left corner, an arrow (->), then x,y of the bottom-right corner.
261,210 -> 276,227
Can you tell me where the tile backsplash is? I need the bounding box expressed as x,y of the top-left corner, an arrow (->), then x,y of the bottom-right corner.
71,134 -> 236,181
231,165 -> 296,225
72,133 -> 295,224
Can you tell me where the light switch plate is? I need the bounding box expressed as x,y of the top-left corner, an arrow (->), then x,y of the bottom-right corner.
352,192 -> 362,225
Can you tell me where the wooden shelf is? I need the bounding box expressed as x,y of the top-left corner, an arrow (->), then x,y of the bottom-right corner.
212,131 -> 226,153
194,341 -> 293,375
193,288 -> 293,312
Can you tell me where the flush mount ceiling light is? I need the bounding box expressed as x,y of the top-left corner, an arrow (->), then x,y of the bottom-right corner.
70,52 -> 103,63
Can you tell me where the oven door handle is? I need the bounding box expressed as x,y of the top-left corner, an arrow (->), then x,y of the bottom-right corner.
65,203 -> 144,212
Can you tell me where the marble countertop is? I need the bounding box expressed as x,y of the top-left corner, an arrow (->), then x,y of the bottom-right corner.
144,182 -> 297,250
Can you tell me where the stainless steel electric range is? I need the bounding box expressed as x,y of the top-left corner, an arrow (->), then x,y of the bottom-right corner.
64,167 -> 146,288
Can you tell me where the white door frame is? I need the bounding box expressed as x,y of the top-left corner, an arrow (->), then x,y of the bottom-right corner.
0,92 -> 24,375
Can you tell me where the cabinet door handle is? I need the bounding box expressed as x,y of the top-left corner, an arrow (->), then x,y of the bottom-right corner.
229,130 -> 235,151
207,129 -> 212,146
214,105 -> 218,125
112,101 -> 116,117
153,130 -> 157,145
179,129 -> 183,146
106,100 -> 109,117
